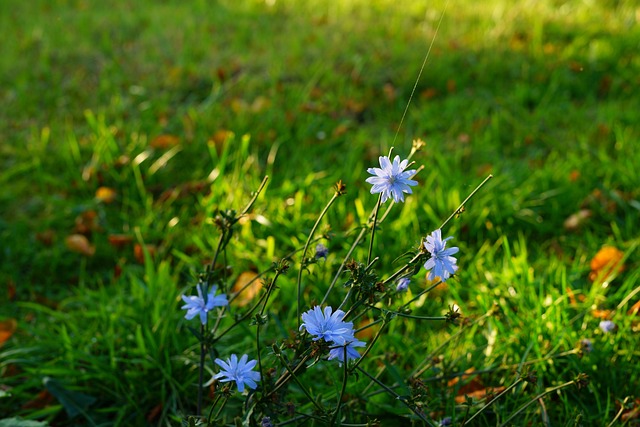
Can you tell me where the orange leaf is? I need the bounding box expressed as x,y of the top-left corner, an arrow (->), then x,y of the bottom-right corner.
65,234 -> 95,256
591,309 -> 612,319
454,386 -> 506,404
108,234 -> 133,249
355,317 -> 378,341
0,318 -> 17,347
208,130 -> 234,154
628,300 -> 640,316
95,186 -> 117,203
134,244 -> 157,264
589,246 -> 625,281
232,271 -> 261,307
150,134 -> 180,149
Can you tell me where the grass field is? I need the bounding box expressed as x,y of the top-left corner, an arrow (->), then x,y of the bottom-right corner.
1,0 -> 639,425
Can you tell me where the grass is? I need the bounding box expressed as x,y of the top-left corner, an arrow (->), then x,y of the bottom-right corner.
1,0 -> 639,425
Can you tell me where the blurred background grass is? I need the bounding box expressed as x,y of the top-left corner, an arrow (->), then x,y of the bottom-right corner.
1,0 -> 639,425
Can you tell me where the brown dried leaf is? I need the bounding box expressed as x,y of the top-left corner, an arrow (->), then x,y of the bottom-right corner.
65,234 -> 95,256
108,234 -> 134,250
36,229 -> 55,246
150,134 -> 180,149
0,318 -> 17,347
454,386 -> 506,404
134,244 -> 157,264
232,271 -> 261,307
563,209 -> 592,231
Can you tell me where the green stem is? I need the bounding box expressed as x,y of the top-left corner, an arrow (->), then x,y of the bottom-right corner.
463,378 -> 523,425
367,195 -> 382,266
206,392 -> 223,424
498,380 -> 576,427
268,352 -> 313,397
297,192 -> 340,327
439,174 -> 493,231
211,395 -> 230,424
355,367 -> 435,426
197,323 -> 206,416
277,353 -> 325,414
349,318 -> 387,373
331,346 -> 350,426
256,272 -> 281,385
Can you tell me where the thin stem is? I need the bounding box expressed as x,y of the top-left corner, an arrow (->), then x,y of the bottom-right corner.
367,195 -> 382,266
268,353 -> 313,397
498,380 -> 576,427
197,323 -> 206,416
256,272 -> 281,385
439,174 -> 493,231
355,367 -> 435,426
349,319 -> 388,373
277,354 -> 325,414
463,377 -> 523,425
398,279 -> 443,310
239,175 -> 269,217
206,392 -> 223,424
331,346 -> 350,426
212,395 -> 230,424
297,192 -> 340,327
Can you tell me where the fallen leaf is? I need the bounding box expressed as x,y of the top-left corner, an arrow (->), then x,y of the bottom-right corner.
65,234 -> 95,256
146,403 -> 163,423
22,389 -> 55,410
95,187 -> 117,203
454,386 -> 506,404
232,271 -> 261,307
108,234 -> 133,249
73,210 -> 100,236
591,309 -> 612,319
563,209 -> 592,231
150,134 -> 180,149
36,229 -> 55,246
134,244 -> 157,264
7,280 -> 16,301
382,83 -> 397,102
0,319 -> 17,347
628,300 -> 640,316
589,246 -> 625,281
251,96 -> 271,113
355,317 -> 378,341
208,129 -> 234,154
621,398 -> 640,421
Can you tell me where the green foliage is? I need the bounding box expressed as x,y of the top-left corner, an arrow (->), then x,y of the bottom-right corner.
1,0 -> 639,425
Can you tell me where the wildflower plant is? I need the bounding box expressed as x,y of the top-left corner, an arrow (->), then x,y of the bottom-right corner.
176,139 -> 508,426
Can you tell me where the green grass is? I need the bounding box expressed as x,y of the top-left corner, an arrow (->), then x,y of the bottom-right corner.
1,0 -> 639,425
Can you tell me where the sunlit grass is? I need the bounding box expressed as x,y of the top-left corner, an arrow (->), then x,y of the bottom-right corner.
1,0 -> 639,425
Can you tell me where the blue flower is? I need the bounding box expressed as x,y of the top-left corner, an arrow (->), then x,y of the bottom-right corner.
328,337 -> 366,363
580,339 -> 593,353
396,277 -> 410,292
181,284 -> 228,324
366,155 -> 418,203
423,229 -> 459,282
599,320 -> 616,333
214,354 -> 261,392
300,306 -> 353,345
315,243 -> 329,260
